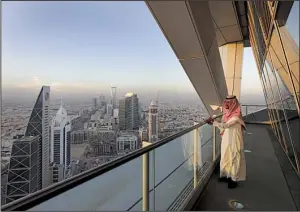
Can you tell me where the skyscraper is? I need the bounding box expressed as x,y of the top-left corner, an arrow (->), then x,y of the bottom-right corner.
4,136 -> 40,204
50,103 -> 71,177
92,97 -> 98,109
99,93 -> 106,107
119,93 -> 139,130
24,86 -> 50,189
5,86 -> 50,203
107,104 -> 113,116
148,100 -> 159,143
111,87 -> 117,109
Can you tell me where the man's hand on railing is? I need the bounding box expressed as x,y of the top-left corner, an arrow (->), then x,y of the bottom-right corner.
204,117 -> 213,125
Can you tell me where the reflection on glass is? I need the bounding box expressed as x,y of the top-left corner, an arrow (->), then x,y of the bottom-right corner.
152,130 -> 195,211
269,16 -> 299,106
266,22 -> 300,171
286,1 -> 299,46
129,124 -> 215,211
261,69 -> 285,143
14,122 -> 219,211
30,156 -> 143,211
277,1 -> 300,171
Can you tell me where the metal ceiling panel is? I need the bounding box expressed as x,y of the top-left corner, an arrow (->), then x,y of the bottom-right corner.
146,1 -> 204,60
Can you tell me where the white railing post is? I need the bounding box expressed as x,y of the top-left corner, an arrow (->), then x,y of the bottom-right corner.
193,122 -> 199,189
213,125 -> 216,161
142,141 -> 151,211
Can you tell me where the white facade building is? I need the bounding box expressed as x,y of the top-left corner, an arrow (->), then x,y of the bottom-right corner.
113,108 -> 119,118
139,127 -> 148,142
50,104 -> 71,176
117,133 -> 138,153
111,87 -> 117,109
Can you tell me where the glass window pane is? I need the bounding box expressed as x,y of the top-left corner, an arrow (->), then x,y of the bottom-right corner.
269,15 -> 299,105
266,59 -> 299,170
286,1 -> 299,46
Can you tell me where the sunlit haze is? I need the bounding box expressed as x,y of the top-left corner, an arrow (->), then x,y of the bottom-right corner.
2,1 -> 264,104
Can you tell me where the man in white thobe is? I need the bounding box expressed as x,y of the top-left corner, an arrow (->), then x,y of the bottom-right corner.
206,95 -> 246,189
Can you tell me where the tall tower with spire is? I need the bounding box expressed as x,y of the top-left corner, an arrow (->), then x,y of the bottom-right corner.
148,100 -> 159,143
50,100 -> 71,181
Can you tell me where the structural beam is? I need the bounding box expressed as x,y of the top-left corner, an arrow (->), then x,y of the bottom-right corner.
146,1 -> 228,115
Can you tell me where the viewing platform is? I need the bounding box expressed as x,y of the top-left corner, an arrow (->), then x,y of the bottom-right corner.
1,109 -> 299,211
193,124 -> 300,211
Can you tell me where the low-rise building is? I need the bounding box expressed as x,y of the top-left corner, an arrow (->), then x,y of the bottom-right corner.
71,130 -> 88,144
88,127 -> 116,156
49,163 -> 65,184
117,133 -> 138,153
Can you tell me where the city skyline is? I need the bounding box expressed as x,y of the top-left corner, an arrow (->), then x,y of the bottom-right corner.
2,1 -> 265,105
1,1 -> 299,210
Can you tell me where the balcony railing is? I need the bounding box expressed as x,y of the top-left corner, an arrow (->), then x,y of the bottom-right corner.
241,95 -> 298,124
1,115 -> 222,211
241,104 -> 268,123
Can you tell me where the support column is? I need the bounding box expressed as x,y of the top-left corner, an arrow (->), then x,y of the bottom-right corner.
219,42 -> 244,101
193,122 -> 199,189
142,141 -> 151,211
213,126 -> 216,161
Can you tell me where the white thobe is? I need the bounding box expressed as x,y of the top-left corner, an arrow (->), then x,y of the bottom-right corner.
213,116 -> 246,181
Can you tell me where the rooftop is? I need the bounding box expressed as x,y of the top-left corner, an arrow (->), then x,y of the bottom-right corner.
125,92 -> 134,97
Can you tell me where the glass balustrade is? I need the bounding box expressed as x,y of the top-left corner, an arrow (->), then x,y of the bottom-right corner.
129,124 -> 215,211
241,97 -> 296,124
241,105 -> 268,122
19,122 -> 220,211
30,155 -> 144,211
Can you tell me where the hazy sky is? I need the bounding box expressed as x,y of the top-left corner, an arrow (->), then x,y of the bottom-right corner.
2,1 -> 264,104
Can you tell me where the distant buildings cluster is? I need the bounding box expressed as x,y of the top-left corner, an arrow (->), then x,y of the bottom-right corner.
1,81 -> 207,207
2,85 -> 162,205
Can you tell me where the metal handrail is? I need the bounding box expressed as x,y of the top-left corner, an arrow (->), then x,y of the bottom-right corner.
241,104 -> 267,107
241,96 -> 298,125
240,95 -> 294,108
1,114 -> 222,211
